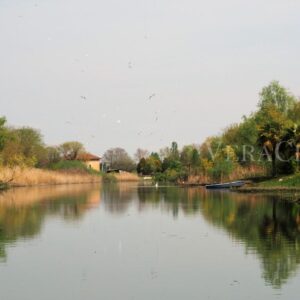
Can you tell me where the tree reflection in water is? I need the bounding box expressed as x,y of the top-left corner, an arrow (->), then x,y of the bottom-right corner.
0,184 -> 101,261
135,185 -> 300,288
1,183 -> 300,289
103,183 -> 300,288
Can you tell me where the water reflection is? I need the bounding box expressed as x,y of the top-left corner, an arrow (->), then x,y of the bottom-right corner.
1,183 -> 300,290
104,184 -> 300,288
0,184 -> 101,261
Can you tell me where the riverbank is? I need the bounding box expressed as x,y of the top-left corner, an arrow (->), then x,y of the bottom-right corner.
236,174 -> 300,193
103,171 -> 140,182
0,167 -> 101,188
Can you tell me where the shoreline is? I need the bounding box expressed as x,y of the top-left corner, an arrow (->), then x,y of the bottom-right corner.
235,186 -> 300,193
0,167 -> 102,190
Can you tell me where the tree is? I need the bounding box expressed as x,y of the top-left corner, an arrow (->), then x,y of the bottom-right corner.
14,127 -> 45,160
59,141 -> 84,160
288,100 -> 300,125
259,81 -> 296,115
103,148 -> 136,171
170,141 -> 180,160
180,145 -> 200,174
134,148 -> 149,162
0,117 -> 7,152
159,147 -> 171,160
137,157 -> 147,174
191,148 -> 200,169
256,105 -> 292,177
209,145 -> 237,181
0,127 -> 46,167
222,116 -> 260,164
45,146 -> 61,165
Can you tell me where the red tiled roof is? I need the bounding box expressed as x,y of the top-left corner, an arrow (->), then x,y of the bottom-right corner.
76,152 -> 101,161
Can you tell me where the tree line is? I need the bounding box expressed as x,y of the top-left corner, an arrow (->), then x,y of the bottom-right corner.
0,121 -> 90,171
111,81 -> 300,182
2,80 -> 300,182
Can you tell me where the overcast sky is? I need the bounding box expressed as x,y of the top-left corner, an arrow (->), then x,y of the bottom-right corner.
1,0 -> 300,156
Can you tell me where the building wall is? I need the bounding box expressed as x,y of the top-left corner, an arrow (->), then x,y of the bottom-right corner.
84,160 -> 100,172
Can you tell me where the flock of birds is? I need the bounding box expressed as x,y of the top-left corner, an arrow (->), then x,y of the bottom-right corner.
77,61 -> 160,138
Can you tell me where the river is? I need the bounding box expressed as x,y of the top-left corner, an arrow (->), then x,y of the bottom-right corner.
0,183 -> 299,299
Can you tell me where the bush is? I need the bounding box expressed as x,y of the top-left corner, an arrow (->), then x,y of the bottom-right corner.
47,160 -> 99,175
154,169 -> 188,183
102,173 -> 117,183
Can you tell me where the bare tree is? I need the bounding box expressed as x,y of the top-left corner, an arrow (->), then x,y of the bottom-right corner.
103,147 -> 136,171
134,148 -> 149,162
159,147 -> 171,160
59,141 -> 84,160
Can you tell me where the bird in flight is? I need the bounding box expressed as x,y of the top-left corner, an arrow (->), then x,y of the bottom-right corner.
80,96 -> 87,100
148,93 -> 156,100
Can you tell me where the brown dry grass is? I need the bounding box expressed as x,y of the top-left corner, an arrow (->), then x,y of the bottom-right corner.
114,172 -> 140,182
0,167 -> 101,187
187,165 -> 267,184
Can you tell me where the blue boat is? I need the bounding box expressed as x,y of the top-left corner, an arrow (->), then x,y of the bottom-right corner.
205,181 -> 245,190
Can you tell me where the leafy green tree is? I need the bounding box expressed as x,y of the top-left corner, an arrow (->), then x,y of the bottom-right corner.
59,141 -> 84,160
288,100 -> 300,124
257,105 -> 292,177
1,127 -> 46,167
180,145 -> 200,174
170,141 -> 180,160
137,157 -> 147,174
137,153 -> 162,175
209,145 -> 237,181
180,145 -> 194,167
191,148 -> 200,168
0,117 -> 7,152
259,81 -> 297,115
222,116 -> 260,164
45,146 -> 61,165
14,127 -> 45,162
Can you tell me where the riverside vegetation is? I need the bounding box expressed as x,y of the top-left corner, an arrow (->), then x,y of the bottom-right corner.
2,80 -> 300,189
135,81 -> 300,186
0,121 -> 102,187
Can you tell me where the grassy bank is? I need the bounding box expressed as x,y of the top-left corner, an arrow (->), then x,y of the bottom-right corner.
0,167 -> 101,187
236,174 -> 300,193
103,172 -> 140,183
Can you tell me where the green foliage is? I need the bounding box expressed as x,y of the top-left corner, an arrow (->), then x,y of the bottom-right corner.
0,126 -> 45,168
137,153 -> 162,175
256,104 -> 293,176
48,160 -> 100,175
259,80 -> 297,115
258,174 -> 300,188
45,146 -> 61,164
208,145 -> 237,180
0,117 -> 7,152
102,173 -> 117,183
59,141 -> 84,160
48,160 -> 91,172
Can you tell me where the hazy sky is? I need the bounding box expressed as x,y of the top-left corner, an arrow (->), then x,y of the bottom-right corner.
1,0 -> 300,155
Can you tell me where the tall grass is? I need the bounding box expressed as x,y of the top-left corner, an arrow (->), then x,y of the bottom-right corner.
0,167 -> 101,187
104,172 -> 140,182
187,165 -> 267,184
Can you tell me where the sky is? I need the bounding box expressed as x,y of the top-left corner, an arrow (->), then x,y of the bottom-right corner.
0,0 -> 300,156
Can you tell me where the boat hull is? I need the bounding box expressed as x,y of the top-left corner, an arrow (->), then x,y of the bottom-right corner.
205,181 -> 245,190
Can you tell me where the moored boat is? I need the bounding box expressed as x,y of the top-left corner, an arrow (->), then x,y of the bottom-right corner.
205,181 -> 245,190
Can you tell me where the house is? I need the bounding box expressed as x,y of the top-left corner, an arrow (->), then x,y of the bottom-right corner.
76,152 -> 101,172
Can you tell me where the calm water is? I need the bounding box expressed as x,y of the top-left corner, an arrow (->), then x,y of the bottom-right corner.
0,183 -> 300,300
